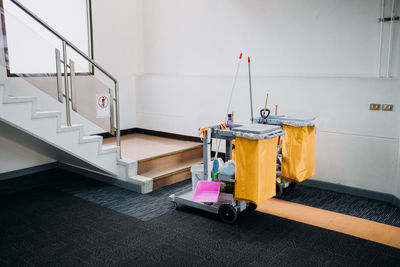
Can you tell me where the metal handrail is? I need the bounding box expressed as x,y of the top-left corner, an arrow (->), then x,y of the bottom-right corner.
10,0 -> 117,83
8,0 -> 121,156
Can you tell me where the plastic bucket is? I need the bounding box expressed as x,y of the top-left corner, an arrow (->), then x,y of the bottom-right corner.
191,164 -> 205,192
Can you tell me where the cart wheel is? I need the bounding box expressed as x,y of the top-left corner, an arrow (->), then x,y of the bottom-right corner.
172,202 -> 177,209
219,204 -> 238,224
248,202 -> 257,212
276,182 -> 284,198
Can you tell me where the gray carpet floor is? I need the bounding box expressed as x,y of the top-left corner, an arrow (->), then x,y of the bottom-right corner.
1,168 -> 399,227
1,185 -> 399,266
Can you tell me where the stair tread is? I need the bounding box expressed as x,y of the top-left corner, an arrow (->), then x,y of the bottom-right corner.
140,156 -> 203,180
103,133 -> 201,161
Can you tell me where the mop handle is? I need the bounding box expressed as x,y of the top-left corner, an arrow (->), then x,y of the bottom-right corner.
248,57 -> 254,124
215,52 -> 243,160
223,52 -> 243,123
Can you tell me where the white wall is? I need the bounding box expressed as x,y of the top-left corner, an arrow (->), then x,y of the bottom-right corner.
1,0 -> 399,196
137,0 -> 400,195
0,132 -> 55,174
91,0 -> 143,130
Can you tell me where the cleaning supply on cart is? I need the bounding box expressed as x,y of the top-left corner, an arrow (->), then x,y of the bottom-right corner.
220,160 -> 235,176
261,93 -> 270,124
191,164 -> 206,192
211,159 -> 219,181
227,113 -> 233,130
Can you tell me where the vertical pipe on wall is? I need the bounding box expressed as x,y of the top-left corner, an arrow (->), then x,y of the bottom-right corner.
386,0 -> 395,78
377,0 -> 385,77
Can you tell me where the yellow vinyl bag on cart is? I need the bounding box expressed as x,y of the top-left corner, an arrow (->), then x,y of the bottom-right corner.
234,137 -> 277,205
281,125 -> 315,182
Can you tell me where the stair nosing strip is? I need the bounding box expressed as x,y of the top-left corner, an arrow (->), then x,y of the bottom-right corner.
138,145 -> 202,163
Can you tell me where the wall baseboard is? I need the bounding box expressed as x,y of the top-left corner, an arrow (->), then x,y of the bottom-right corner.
0,162 -> 58,181
58,162 -> 141,193
97,127 -> 201,143
302,179 -> 400,208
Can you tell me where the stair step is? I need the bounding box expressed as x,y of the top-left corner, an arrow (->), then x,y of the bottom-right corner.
81,135 -> 103,144
138,145 -> 202,175
152,168 -> 193,191
4,96 -> 36,103
142,156 -> 202,191
140,156 -> 202,179
33,111 -> 61,119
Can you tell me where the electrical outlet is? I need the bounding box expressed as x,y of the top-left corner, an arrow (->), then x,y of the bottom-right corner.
382,104 -> 393,111
369,104 -> 381,111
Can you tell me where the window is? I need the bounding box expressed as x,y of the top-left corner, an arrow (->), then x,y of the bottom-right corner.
1,0 -> 93,76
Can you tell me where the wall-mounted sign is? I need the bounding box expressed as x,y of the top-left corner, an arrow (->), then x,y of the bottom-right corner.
96,94 -> 110,118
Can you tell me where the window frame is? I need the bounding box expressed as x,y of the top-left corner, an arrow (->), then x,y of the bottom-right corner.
0,0 -> 94,77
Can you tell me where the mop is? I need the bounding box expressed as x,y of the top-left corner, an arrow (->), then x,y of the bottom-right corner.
193,53 -> 244,202
212,53 -> 243,176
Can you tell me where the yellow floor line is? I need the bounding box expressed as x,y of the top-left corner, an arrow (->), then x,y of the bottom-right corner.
257,198 -> 400,249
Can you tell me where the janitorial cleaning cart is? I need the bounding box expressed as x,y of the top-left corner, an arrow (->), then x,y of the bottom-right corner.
169,52 -> 317,223
169,123 -> 285,223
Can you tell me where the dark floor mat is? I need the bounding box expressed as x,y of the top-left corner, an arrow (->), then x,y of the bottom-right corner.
0,168 -> 191,222
0,186 -> 399,266
280,184 -> 400,227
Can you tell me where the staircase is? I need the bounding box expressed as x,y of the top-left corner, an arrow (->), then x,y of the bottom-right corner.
0,82 -> 154,193
0,0 -> 201,194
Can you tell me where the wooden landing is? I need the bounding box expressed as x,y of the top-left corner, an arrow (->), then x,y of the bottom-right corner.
104,133 -> 202,190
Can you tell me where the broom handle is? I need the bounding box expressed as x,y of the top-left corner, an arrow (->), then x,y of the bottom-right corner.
262,93 -> 269,123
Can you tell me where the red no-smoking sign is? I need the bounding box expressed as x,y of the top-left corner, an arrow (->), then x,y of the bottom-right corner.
97,95 -> 109,109
96,94 -> 111,118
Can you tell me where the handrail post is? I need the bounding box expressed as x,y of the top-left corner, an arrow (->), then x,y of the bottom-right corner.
69,59 -> 77,112
62,41 -> 71,126
109,88 -> 115,136
55,48 -> 63,103
115,81 -> 121,158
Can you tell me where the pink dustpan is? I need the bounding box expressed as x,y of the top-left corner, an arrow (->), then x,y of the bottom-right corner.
192,181 -> 221,203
